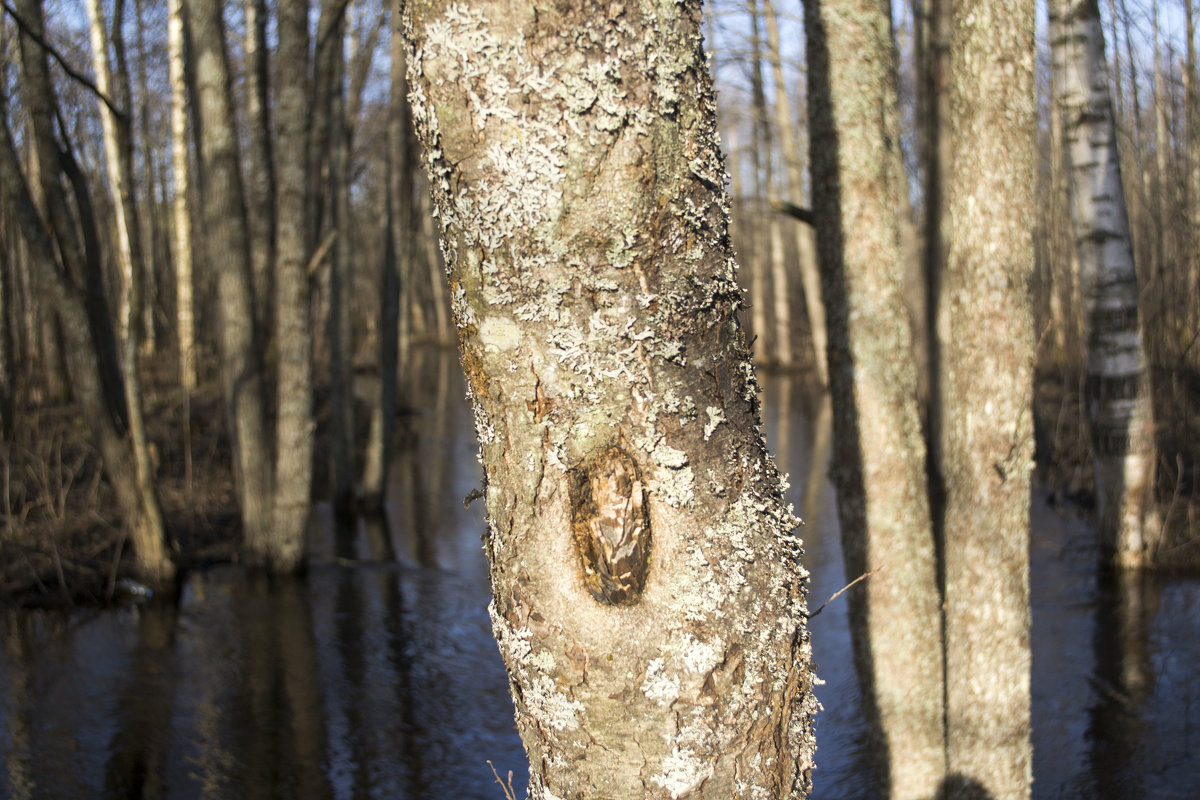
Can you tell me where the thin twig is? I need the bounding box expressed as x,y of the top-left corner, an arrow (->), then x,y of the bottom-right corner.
487,761 -> 518,800
805,566 -> 881,619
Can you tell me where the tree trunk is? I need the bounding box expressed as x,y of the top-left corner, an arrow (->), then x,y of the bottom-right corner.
0,94 -> 174,585
328,11 -> 356,515
404,2 -> 817,796
941,0 -> 1036,796
15,0 -> 128,434
1049,0 -> 1159,566
244,0 -> 276,342
764,0 -> 825,385
805,1 -> 946,797
362,0 -> 409,508
168,0 -> 196,395
84,0 -> 171,581
269,0 -> 315,572
185,0 -> 275,549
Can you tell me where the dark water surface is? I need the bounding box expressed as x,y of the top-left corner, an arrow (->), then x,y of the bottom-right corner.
2,356 -> 1198,799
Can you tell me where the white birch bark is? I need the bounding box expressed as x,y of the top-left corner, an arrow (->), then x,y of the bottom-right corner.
1049,0 -> 1158,565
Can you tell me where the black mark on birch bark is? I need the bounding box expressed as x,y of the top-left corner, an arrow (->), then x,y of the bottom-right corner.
569,446 -> 651,606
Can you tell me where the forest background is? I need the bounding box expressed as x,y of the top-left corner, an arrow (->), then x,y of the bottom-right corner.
0,0 -> 1198,600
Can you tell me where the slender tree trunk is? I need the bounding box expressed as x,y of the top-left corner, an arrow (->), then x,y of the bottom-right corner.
940,0 -> 1037,796
1049,0 -> 1158,565
15,0 -> 128,433
244,0 -> 276,342
404,2 -> 817,796
328,12 -> 356,515
362,0 -> 408,508
270,0 -> 315,572
84,0 -> 171,580
805,1 -> 946,796
764,0 -> 825,385
168,0 -> 196,395
1,96 -> 174,584
185,0 -> 275,549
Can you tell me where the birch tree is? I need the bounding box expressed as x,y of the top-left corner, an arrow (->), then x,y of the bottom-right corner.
805,0 -> 946,795
1049,0 -> 1158,566
404,2 -> 816,796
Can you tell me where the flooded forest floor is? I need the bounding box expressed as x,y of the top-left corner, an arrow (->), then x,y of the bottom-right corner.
3,357 -> 1199,607
2,351 -> 1200,798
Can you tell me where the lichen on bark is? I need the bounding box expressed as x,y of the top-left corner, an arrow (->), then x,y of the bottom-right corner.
405,1 -> 817,797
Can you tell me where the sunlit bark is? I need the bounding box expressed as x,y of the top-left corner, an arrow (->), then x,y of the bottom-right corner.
1049,0 -> 1158,566
84,0 -> 170,583
764,0 -> 825,385
168,0 -> 195,394
405,2 -> 816,795
941,0 -> 1036,796
805,0 -> 946,796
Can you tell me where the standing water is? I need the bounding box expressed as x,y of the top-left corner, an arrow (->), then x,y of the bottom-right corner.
1,353 -> 1198,799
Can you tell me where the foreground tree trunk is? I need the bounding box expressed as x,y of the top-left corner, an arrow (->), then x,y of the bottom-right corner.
404,2 -> 816,796
1048,0 -> 1158,566
805,0 -> 946,797
940,0 -> 1037,796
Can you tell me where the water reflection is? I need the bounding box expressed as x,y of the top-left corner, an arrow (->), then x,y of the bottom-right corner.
1,357 -> 1198,799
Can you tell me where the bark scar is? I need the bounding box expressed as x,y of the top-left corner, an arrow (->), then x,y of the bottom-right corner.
569,445 -> 651,606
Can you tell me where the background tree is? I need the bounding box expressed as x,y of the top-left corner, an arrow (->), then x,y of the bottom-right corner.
939,0 -> 1037,795
805,0 -> 946,795
404,1 -> 817,796
1049,0 -> 1158,567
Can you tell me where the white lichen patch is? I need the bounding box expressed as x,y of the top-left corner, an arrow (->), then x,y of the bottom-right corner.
491,605 -> 584,732
652,745 -> 712,799
703,406 -> 725,440
641,657 -> 680,708
479,316 -> 522,353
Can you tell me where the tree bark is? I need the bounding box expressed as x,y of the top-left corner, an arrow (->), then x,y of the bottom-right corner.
764,0 -> 825,385
84,0 -> 171,581
362,0 -> 409,508
244,0 -> 276,341
941,0 -> 1036,796
168,0 -> 196,395
185,0 -> 275,550
269,0 -> 315,571
805,0 -> 946,797
1049,0 -> 1158,566
404,2 -> 817,796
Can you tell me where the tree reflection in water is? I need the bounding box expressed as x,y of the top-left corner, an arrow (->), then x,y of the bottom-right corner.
1,356 -> 1198,799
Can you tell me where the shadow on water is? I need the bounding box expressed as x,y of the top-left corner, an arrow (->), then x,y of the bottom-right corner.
2,357 -> 1199,799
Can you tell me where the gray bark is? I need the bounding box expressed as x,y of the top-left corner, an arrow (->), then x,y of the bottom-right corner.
244,0 -> 276,341
805,1 -> 946,797
1049,0 -> 1159,566
270,0 -> 315,571
941,0 -> 1036,796
404,2 -> 817,796
185,0 -> 275,550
